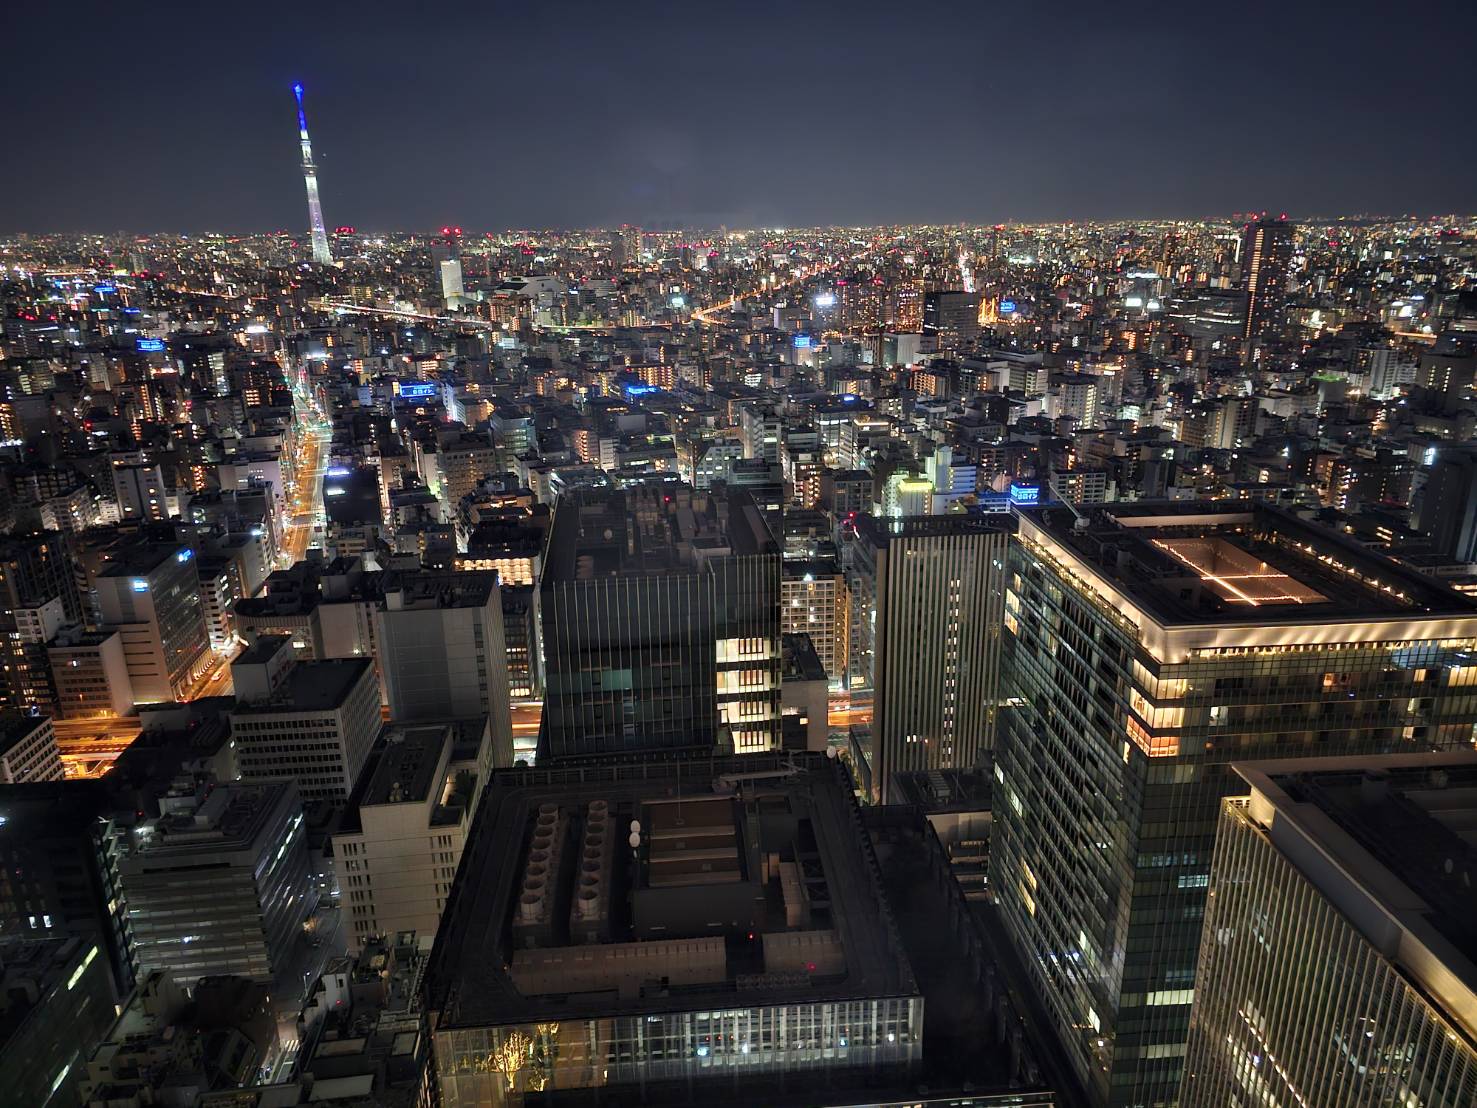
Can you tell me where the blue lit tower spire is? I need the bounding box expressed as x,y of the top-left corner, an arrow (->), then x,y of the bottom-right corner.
293,83 -> 332,265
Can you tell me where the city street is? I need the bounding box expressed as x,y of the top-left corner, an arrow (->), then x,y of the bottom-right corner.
54,715 -> 144,778
828,691 -> 872,730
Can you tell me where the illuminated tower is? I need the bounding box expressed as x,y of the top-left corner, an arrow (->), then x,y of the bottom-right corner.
292,83 -> 332,266
1241,215 -> 1293,352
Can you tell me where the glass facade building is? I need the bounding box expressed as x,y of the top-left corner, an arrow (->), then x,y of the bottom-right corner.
1183,754 -> 1477,1107
424,755 -> 927,1107
540,485 -> 781,759
992,502 -> 1477,1107
434,997 -> 922,1106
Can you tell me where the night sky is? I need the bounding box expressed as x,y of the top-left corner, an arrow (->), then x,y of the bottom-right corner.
5,0 -> 1474,233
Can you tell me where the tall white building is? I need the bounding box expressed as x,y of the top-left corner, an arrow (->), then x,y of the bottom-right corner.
95,543 -> 210,705
377,572 -> 512,767
229,636 -> 380,804
1184,752 -> 1477,1107
440,258 -> 465,308
334,718 -> 492,953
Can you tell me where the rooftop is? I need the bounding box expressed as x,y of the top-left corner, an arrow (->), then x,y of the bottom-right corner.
781,632 -> 827,683
323,466 -> 381,526
231,657 -> 371,714
424,753 -> 915,1029
98,541 -> 190,579
360,726 -> 450,807
129,781 -> 295,857
542,484 -> 776,583
1236,751 -> 1477,1045
382,569 -> 496,611
1021,501 -> 1475,624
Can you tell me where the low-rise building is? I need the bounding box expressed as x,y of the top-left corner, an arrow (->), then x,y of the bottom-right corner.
47,627 -> 133,719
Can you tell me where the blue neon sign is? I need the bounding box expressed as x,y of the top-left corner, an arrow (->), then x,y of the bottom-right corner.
623,383 -> 659,399
999,298 -> 1017,314
135,337 -> 165,352
1008,482 -> 1041,506
398,382 -> 438,400
793,334 -> 813,349
93,284 -> 117,295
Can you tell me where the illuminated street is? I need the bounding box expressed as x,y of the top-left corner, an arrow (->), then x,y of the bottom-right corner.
53,716 -> 144,778
828,691 -> 873,730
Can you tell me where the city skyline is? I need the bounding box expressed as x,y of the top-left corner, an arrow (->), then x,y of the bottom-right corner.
5,0 -> 1477,233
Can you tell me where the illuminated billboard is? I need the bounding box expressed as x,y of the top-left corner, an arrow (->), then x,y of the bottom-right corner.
135,337 -> 166,353
1008,482 -> 1041,506
397,381 -> 438,400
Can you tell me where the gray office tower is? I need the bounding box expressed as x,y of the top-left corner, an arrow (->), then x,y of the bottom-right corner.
992,501 -> 1477,1107
540,484 -> 780,760
849,514 -> 1013,801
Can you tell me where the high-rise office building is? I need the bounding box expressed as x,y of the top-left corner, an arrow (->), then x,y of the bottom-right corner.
423,754 -> 925,1107
47,628 -> 134,719
1241,217 -> 1294,350
1181,752 -> 1477,1107
0,780 -> 137,997
119,779 -> 314,986
440,257 -> 465,308
540,484 -> 781,759
922,289 -> 982,351
94,542 -> 211,705
993,501 -> 1477,1107
111,462 -> 171,522
377,570 -> 513,766
333,717 -> 492,953
1416,447 -> 1477,563
0,935 -> 118,1108
0,532 -> 81,712
0,712 -> 63,783
848,514 -> 1012,800
229,636 -> 381,804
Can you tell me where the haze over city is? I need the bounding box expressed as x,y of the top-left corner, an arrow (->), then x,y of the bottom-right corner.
5,0 -> 1477,231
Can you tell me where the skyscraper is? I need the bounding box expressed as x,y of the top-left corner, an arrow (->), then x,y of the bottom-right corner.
993,501 -> 1477,1107
848,514 -> 1012,800
1415,447 -> 1477,562
1241,217 -> 1293,351
292,83 -> 332,266
1183,752 -> 1477,1107
539,484 -> 780,760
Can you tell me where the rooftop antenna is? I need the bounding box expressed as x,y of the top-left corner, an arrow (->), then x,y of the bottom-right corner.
293,83 -> 332,266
